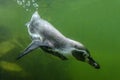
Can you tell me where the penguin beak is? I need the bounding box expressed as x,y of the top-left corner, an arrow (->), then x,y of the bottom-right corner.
87,56 -> 100,69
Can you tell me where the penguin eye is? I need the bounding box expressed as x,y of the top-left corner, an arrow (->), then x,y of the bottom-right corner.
74,45 -> 80,50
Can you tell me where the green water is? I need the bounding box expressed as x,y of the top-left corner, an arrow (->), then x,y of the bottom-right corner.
0,0 -> 120,80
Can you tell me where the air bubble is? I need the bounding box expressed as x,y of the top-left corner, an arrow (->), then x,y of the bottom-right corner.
26,1 -> 30,7
17,0 -> 23,5
33,3 -> 39,8
32,0 -> 35,3
16,0 -> 39,11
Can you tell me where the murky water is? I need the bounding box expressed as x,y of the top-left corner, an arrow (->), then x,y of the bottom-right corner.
0,0 -> 120,80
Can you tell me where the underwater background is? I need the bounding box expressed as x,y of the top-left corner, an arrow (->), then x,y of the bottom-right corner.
0,0 -> 120,80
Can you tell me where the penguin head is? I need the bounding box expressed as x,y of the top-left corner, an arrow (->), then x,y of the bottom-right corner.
71,43 -> 100,69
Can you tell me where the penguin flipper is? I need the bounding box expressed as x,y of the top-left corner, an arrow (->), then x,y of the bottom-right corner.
16,40 -> 51,60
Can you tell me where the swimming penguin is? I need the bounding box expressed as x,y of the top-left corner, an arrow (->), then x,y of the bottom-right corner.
17,11 -> 100,69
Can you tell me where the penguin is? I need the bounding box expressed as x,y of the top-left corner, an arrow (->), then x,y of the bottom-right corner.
17,11 -> 100,69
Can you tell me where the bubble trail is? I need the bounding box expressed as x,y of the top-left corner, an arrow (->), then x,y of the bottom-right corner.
16,0 -> 39,11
